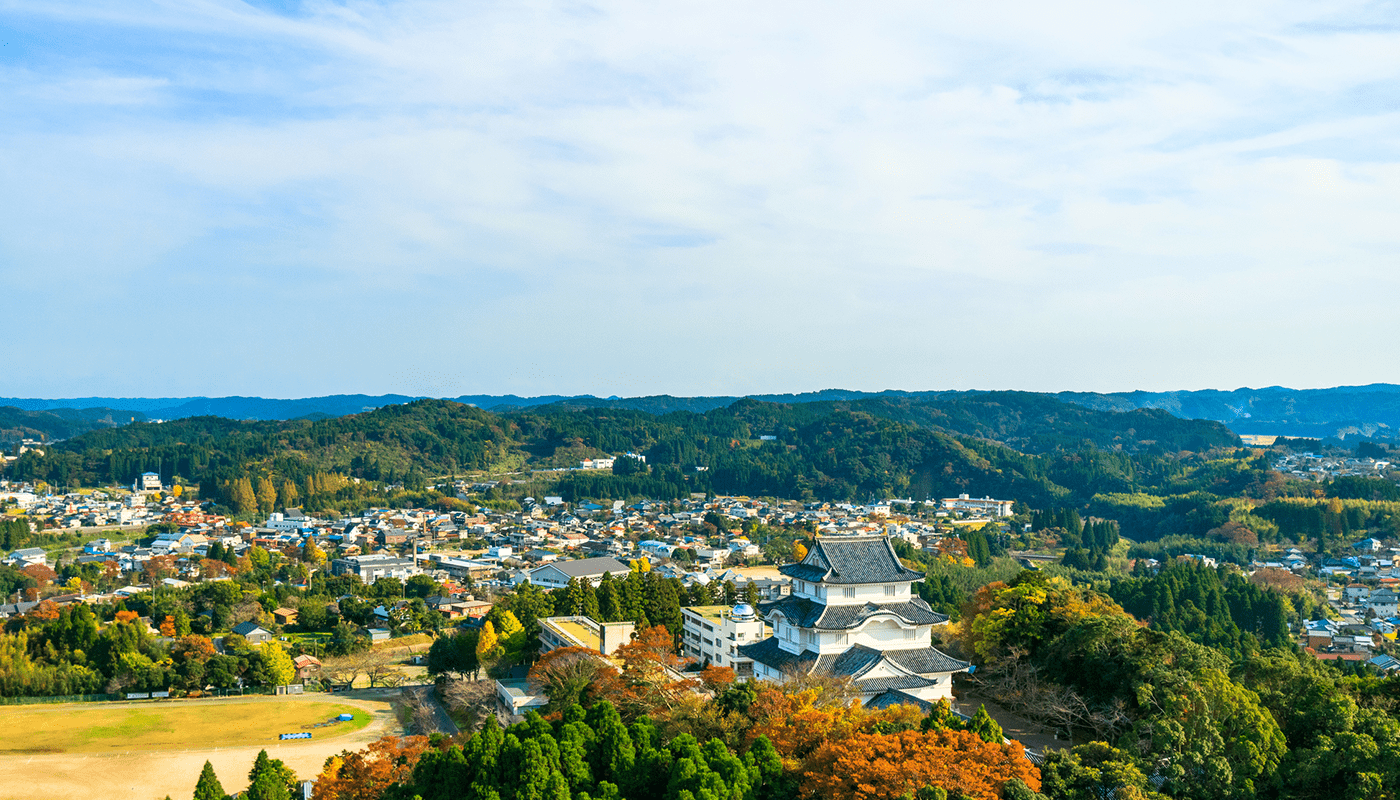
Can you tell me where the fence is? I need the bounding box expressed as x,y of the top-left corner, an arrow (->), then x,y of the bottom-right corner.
0,693 -> 119,705
0,684 -> 322,705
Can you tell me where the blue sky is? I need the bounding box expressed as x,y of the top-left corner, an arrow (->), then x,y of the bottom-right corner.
2,0 -> 1398,399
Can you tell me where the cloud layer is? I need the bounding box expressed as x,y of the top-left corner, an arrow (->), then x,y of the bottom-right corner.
2,0 -> 1398,397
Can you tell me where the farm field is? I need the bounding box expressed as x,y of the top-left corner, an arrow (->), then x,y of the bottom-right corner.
0,693 -> 402,800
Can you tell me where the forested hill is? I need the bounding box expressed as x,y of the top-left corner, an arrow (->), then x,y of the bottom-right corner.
4,395 -> 1241,509
9,385 -> 1400,441
0,406 -> 147,444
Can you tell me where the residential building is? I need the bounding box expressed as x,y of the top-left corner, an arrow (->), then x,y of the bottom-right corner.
231,621 -> 273,644
331,553 -> 421,582
5,547 -> 46,566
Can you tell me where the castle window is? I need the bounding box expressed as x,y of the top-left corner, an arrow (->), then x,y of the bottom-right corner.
885,585 -> 896,596
843,587 -> 856,598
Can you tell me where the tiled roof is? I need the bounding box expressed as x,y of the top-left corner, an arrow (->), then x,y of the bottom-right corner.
879,646 -> 971,674
736,636 -> 818,675
738,639 -> 970,679
760,596 -> 948,630
853,674 -> 939,692
778,536 -> 923,585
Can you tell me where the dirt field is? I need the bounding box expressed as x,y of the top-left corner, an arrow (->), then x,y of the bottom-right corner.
0,692 -> 405,800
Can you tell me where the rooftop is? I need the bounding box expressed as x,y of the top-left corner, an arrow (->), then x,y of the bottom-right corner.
779,535 -> 924,585
683,605 -> 730,623
541,616 -> 602,651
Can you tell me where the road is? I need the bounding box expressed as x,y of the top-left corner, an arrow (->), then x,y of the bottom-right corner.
401,684 -> 460,737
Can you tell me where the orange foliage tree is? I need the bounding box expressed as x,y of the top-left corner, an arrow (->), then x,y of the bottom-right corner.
698,665 -> 736,693
800,728 -> 1041,800
25,599 -> 60,623
312,736 -> 431,800
591,624 -> 697,718
114,609 -> 140,625
747,685 -> 922,767
21,563 -> 57,586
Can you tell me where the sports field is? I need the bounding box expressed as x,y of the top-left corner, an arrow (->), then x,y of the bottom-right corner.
0,693 -> 402,800
0,697 -> 371,754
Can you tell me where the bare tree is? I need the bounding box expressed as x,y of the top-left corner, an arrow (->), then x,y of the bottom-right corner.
438,677 -> 496,734
400,690 -> 436,735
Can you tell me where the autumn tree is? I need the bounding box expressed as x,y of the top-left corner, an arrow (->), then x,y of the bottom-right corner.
312,736 -> 430,800
799,728 -> 1041,800
261,643 -> 296,687
591,625 -> 696,719
256,477 -> 277,515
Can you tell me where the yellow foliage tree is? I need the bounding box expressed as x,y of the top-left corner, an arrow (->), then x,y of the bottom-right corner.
475,621 -> 501,661
793,541 -> 809,562
261,642 -> 297,687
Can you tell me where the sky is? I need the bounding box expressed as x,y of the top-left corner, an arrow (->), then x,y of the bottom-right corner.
2,0 -> 1399,400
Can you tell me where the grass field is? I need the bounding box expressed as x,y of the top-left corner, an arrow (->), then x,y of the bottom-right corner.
0,697 -> 372,754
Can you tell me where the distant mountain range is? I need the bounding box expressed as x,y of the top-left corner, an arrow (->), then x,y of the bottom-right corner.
4,384 -> 1400,443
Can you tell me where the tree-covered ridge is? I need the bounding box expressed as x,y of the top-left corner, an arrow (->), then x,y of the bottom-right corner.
4,395 -> 1248,511
0,405 -> 145,444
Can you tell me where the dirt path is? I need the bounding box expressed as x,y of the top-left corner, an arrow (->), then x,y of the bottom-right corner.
0,692 -> 405,800
954,691 -> 1068,754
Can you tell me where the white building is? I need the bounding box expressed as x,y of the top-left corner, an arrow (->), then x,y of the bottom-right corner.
520,557 -> 632,589
939,494 -> 1014,517
738,535 -> 969,707
681,604 -> 768,677
135,472 -> 162,492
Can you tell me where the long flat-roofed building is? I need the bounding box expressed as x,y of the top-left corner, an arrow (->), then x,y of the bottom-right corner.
681,604 -> 767,677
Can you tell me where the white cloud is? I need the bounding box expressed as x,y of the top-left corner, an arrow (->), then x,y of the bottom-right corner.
0,0 -> 1397,397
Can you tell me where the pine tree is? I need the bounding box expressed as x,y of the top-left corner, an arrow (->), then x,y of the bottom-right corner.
969,705 -> 1004,744
597,573 -> 624,623
192,760 -> 226,800
246,750 -> 294,800
579,579 -> 601,620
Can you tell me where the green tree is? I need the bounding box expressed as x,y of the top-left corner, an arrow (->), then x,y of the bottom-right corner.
192,760 -> 227,800
245,750 -> 295,800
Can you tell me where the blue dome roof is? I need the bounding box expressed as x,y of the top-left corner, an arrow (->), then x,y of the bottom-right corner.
732,603 -> 756,620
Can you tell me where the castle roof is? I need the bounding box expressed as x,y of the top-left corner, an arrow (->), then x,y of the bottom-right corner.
778,535 -> 923,585
760,595 -> 948,630
737,639 -> 969,687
